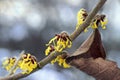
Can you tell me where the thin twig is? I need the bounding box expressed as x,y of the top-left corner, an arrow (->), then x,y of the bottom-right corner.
0,0 -> 106,80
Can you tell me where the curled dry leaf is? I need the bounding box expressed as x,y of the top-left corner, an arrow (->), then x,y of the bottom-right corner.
65,29 -> 120,80
69,58 -> 120,80
66,29 -> 106,63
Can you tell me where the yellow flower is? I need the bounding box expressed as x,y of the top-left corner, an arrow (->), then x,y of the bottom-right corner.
2,53 -> 37,74
62,60 -> 70,68
91,15 -> 108,30
51,55 -> 70,68
76,8 -> 88,32
84,28 -> 88,32
46,36 -> 57,46
55,38 -> 69,52
51,59 -> 56,65
19,54 -> 38,74
45,45 -> 55,56
76,9 -> 108,32
100,18 -> 108,29
2,57 -> 16,71
45,32 -> 72,68
91,20 -> 98,29
77,9 -> 86,25
45,32 -> 72,55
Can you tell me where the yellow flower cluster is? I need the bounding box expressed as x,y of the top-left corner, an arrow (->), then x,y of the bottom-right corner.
51,54 -> 70,68
45,32 -> 72,56
45,32 -> 72,68
18,54 -> 38,74
91,15 -> 108,29
45,45 -> 55,56
2,57 -> 16,71
2,53 -> 38,74
76,8 -> 88,32
76,8 -> 108,32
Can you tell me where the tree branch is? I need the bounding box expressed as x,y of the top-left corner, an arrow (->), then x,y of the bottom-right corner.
70,0 -> 106,41
0,0 -> 107,80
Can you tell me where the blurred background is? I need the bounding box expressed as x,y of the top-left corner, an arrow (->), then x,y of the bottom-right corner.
0,0 -> 120,80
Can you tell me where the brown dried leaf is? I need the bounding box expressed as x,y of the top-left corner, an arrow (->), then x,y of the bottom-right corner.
70,58 -> 120,80
66,29 -> 106,63
65,29 -> 120,80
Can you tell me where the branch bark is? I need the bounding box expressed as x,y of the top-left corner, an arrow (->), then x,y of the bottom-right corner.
70,0 -> 107,41
0,0 -> 107,80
